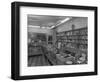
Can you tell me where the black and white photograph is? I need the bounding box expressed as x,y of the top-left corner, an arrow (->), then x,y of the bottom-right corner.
11,2 -> 97,80
27,15 -> 88,67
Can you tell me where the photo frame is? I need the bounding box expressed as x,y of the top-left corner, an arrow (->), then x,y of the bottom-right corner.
11,1 -> 98,80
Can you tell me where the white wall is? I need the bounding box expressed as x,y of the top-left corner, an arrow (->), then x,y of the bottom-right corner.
0,0 -> 99,82
56,17 -> 88,32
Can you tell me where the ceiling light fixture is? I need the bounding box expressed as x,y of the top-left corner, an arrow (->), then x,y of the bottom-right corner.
28,25 -> 40,28
61,18 -> 71,23
50,17 -> 71,29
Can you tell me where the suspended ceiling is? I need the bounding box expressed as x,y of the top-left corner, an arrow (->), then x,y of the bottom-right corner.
28,15 -> 71,29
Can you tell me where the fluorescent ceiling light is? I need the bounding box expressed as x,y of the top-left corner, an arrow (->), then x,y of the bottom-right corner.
50,17 -> 71,29
51,26 -> 55,29
41,26 -> 46,29
41,26 -> 50,29
61,18 -> 70,23
28,25 -> 40,28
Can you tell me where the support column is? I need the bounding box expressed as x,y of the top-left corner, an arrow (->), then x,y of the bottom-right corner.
52,29 -> 57,47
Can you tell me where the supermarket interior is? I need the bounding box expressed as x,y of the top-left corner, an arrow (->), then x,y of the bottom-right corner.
28,15 -> 88,66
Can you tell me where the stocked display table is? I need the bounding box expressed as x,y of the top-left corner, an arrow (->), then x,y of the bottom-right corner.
56,47 -> 87,65
56,54 -> 75,65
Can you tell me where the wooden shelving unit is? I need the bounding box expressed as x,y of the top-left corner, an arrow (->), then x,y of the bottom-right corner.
56,27 -> 88,52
